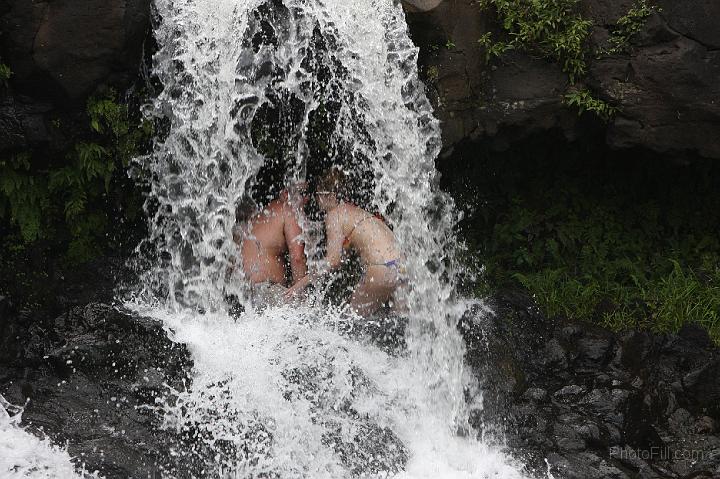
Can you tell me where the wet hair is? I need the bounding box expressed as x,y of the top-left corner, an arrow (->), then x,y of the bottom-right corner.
235,194 -> 258,223
317,166 -> 348,200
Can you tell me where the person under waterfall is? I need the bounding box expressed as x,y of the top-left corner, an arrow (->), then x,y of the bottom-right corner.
230,184 -> 308,307
284,167 -> 405,317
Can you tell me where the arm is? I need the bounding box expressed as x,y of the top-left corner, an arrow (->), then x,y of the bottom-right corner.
284,204 -> 308,284
323,208 -> 344,272
284,209 -> 344,298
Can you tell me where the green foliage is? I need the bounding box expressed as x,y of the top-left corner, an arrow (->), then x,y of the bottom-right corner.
0,63 -> 11,83
0,89 -> 152,263
476,0 -> 593,82
563,88 -> 619,120
477,33 -> 514,61
597,0 -> 659,56
87,93 -> 154,167
450,143 -> 720,344
0,154 -> 48,241
475,0 -> 657,120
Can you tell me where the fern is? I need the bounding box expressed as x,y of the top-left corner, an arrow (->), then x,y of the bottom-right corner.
1,89 -> 152,262
563,88 -> 619,121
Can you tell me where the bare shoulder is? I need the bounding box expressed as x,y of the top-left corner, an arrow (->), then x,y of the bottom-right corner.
265,198 -> 285,216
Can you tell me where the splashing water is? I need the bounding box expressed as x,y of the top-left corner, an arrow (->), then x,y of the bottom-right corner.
0,395 -> 99,479
128,0 -> 528,476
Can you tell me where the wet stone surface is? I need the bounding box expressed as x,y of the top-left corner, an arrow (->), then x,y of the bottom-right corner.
463,290 -> 720,479
0,301 -> 196,478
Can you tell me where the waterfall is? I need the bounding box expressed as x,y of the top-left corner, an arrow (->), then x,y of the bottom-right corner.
127,0 -> 527,476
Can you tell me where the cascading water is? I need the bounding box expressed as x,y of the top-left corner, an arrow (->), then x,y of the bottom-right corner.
127,0 -> 528,476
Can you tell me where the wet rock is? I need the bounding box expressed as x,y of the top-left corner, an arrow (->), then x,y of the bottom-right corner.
406,0 -> 720,159
0,303 -> 195,478
280,346 -> 409,476
541,339 -> 569,370
323,421 -> 408,477
0,0 -> 151,103
683,359 -> 720,418
668,408 -> 693,435
575,332 -> 614,369
547,451 -> 630,479
464,289 -> 720,479
523,387 -> 548,403
695,416 -> 716,435
402,0 -> 443,12
554,385 -> 587,402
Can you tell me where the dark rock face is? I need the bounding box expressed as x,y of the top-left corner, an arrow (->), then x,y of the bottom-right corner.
0,301 -> 196,478
463,290 -> 720,478
0,0 -> 151,103
0,0 -> 151,160
406,0 -> 720,159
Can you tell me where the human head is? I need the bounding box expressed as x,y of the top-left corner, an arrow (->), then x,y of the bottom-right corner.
316,167 -> 347,212
286,181 -> 309,208
235,194 -> 258,224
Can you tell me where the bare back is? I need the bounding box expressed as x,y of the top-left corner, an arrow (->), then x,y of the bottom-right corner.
325,202 -> 400,267
237,195 -> 306,285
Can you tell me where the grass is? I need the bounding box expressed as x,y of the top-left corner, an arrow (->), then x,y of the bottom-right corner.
443,135 -> 720,344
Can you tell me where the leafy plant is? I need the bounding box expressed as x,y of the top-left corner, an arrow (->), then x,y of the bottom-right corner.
0,154 -> 48,241
450,142 -> 720,344
564,88 -> 619,120
475,0 -> 593,82
426,65 -> 440,82
0,62 -> 11,84
475,0 -> 658,120
0,89 -> 152,262
597,0 -> 659,56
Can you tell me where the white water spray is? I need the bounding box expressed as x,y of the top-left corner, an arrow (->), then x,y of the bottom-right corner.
0,395 -> 99,479
129,0 -> 527,476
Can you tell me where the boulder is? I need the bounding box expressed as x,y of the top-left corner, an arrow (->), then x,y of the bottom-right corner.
0,0 -> 151,104
403,0 -> 444,12
465,290 -> 720,478
0,302 -> 196,478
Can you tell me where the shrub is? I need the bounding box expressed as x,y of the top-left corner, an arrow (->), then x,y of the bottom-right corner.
476,0 -> 592,82
564,88 -> 618,120
0,89 -> 152,262
476,0 -> 658,119
597,0 -> 660,56
447,140 -> 720,344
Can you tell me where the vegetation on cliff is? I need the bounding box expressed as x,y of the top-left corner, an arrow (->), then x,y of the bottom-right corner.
0,89 -> 152,307
476,0 -> 659,119
1,90 -> 150,256
445,137 -> 720,343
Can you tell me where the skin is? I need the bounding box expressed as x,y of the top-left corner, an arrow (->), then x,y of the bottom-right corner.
233,190 -> 307,286
285,193 -> 401,316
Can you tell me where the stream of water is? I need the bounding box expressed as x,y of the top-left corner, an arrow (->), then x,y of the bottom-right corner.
2,0 -> 528,477
127,0 -> 527,476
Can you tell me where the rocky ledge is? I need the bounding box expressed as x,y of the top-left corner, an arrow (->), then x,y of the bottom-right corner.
464,290 -> 720,479
406,0 -> 720,159
0,300 -> 195,478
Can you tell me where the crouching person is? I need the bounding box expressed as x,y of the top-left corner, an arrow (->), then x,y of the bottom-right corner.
284,168 -> 404,317
231,185 -> 308,308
